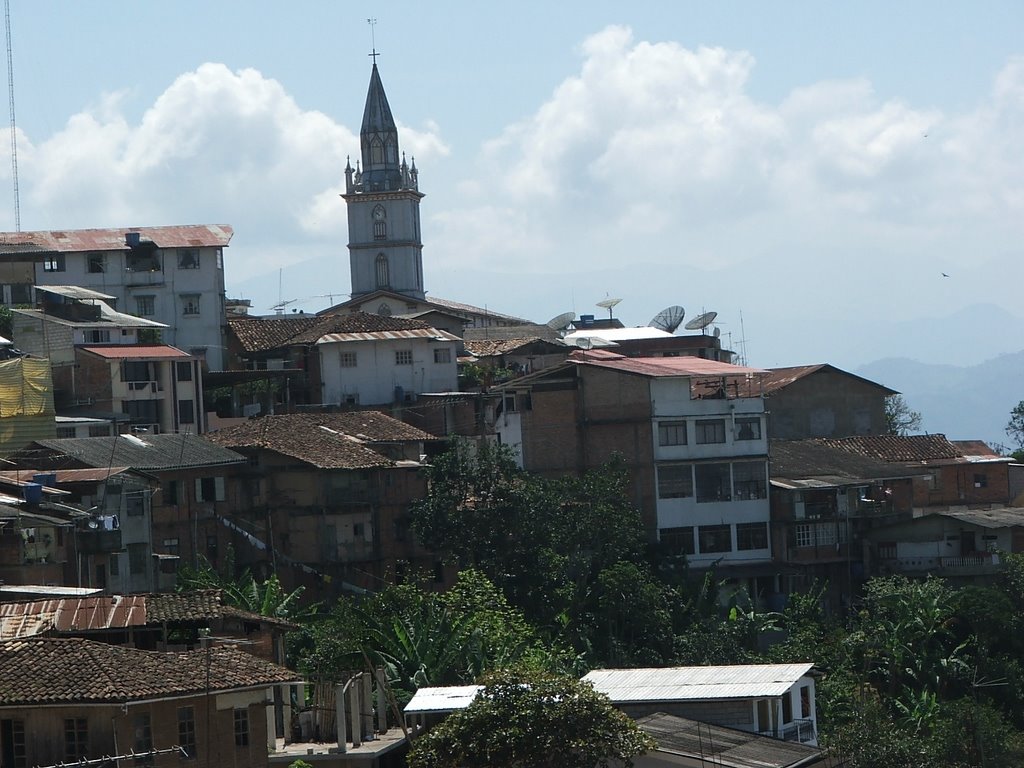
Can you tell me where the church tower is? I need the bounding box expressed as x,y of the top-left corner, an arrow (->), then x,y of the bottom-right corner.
344,63 -> 425,306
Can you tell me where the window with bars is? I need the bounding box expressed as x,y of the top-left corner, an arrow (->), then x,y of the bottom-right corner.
699,524 -> 732,553
395,350 -> 412,366
340,352 -> 357,367
87,253 -> 105,273
178,706 -> 197,759
695,463 -> 731,502
433,348 -> 451,364
181,294 -> 201,316
135,295 -> 155,317
177,249 -> 200,269
733,461 -> 767,500
659,526 -> 695,554
735,416 -> 761,440
43,254 -> 66,272
658,421 -> 687,446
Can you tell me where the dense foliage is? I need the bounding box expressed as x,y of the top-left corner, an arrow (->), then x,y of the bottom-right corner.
199,440 -> 1024,766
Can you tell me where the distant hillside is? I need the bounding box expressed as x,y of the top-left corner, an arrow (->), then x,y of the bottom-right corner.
856,350 -> 1024,449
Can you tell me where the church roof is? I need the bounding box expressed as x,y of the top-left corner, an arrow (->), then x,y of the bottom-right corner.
228,312 -> 432,353
362,64 -> 397,137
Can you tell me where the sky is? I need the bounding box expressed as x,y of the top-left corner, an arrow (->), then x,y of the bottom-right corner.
2,1 -> 1023,371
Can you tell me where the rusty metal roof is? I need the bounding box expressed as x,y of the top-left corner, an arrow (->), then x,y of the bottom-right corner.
0,224 -> 233,253
0,596 -> 147,639
0,467 -> 134,484
78,344 -> 191,360
574,353 -> 764,379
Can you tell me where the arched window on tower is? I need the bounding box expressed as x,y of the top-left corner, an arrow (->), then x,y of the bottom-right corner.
371,138 -> 384,165
385,139 -> 397,164
375,253 -> 390,290
372,205 -> 387,240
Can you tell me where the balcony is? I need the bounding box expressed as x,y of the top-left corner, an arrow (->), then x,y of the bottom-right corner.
877,551 -> 1003,576
77,528 -> 123,554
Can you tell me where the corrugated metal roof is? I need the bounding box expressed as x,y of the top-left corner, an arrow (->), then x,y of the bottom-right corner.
35,285 -> 117,300
0,224 -> 233,253
0,467 -> 133,484
404,685 -> 482,714
0,596 -> 148,639
936,507 -> 1024,529
565,327 -> 674,342
0,585 -> 102,597
575,354 -> 765,379
79,344 -> 191,360
583,664 -> 814,702
317,328 -> 460,344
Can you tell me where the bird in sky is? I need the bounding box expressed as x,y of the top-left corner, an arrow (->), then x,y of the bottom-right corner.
941,272 -> 950,278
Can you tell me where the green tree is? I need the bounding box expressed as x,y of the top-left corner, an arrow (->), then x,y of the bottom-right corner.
1006,400 -> 1024,451
884,394 -> 923,436
406,669 -> 654,768
176,559 -> 312,620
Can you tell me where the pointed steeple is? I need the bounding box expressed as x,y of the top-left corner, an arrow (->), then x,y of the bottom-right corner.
359,64 -> 402,191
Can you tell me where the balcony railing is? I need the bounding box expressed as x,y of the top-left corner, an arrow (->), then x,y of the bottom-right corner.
759,719 -> 816,744
878,552 -> 1002,574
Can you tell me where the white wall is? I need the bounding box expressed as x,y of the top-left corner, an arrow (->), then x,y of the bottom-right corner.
318,336 -> 458,406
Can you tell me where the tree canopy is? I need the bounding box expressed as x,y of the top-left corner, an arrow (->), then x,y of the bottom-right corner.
406,669 -> 654,768
884,394 -> 923,436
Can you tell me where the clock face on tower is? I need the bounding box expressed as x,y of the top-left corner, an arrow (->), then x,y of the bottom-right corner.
372,205 -> 386,221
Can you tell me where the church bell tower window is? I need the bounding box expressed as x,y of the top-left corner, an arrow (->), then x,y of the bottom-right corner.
375,253 -> 390,289
373,205 -> 387,240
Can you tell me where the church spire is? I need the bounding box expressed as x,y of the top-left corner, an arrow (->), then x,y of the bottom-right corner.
359,64 -> 402,191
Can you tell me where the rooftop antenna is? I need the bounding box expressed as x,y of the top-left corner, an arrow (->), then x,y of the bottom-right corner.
367,17 -> 379,64
4,0 -> 19,231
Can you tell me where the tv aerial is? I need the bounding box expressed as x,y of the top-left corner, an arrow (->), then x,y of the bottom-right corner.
596,297 -> 622,320
546,311 -> 576,332
684,310 -> 717,332
649,305 -> 686,334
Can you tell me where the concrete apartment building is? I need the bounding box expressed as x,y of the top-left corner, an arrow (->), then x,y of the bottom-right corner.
0,224 -> 233,370
496,350 -> 772,579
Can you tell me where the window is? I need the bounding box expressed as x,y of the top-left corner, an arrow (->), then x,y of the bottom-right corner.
735,416 -> 761,440
133,712 -> 153,763
3,719 -> 26,768
659,526 -> 695,555
372,205 -> 387,240
88,424 -> 110,437
164,479 -> 179,505
195,476 -> 226,502
974,473 -> 988,488
87,252 -> 105,273
695,463 -> 731,502
162,537 -> 180,556
733,461 -> 767,500
128,543 -> 148,575
177,249 -> 200,269
207,534 -> 219,562
657,464 -> 693,499
737,522 -> 769,550
800,685 -> 812,718
699,524 -> 732,553
658,421 -> 687,446
339,351 -> 357,367
176,361 -> 193,381
695,419 -> 726,444
135,295 -> 155,317
123,360 -> 152,382
56,426 -> 76,438
86,329 -> 111,343
370,137 -> 384,165
43,254 -> 66,272
125,492 -> 145,517
782,692 -> 793,724
126,252 -> 161,272
233,708 -> 249,747
433,348 -> 451,364
64,718 -> 88,761
178,706 -> 197,759
178,399 -> 195,424
109,553 -> 120,576
181,294 -> 201,316
395,350 -> 412,366
375,253 -> 390,289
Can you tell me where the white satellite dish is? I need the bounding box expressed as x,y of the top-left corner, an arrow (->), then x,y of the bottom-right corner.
649,305 -> 686,334
576,337 -> 593,350
546,311 -> 576,331
684,311 -> 717,332
596,297 -> 622,320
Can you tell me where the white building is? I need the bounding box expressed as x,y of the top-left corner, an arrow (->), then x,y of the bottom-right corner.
0,224 -> 233,370
317,325 -> 459,406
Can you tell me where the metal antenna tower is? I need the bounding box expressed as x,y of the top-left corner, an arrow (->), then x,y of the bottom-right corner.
3,0 -> 19,231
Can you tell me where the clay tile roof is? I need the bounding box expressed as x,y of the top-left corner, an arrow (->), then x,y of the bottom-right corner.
463,337 -> 566,357
0,637 -> 299,705
770,439 -> 917,485
0,224 -> 233,253
144,589 -> 225,623
207,413 -> 404,469
228,312 -> 432,353
813,434 -> 963,463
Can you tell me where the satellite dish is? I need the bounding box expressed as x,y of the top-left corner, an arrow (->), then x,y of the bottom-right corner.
546,311 -> 576,331
649,305 -> 686,334
684,311 -> 717,332
713,326 -> 721,339
576,337 -> 593,350
596,297 -> 622,310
